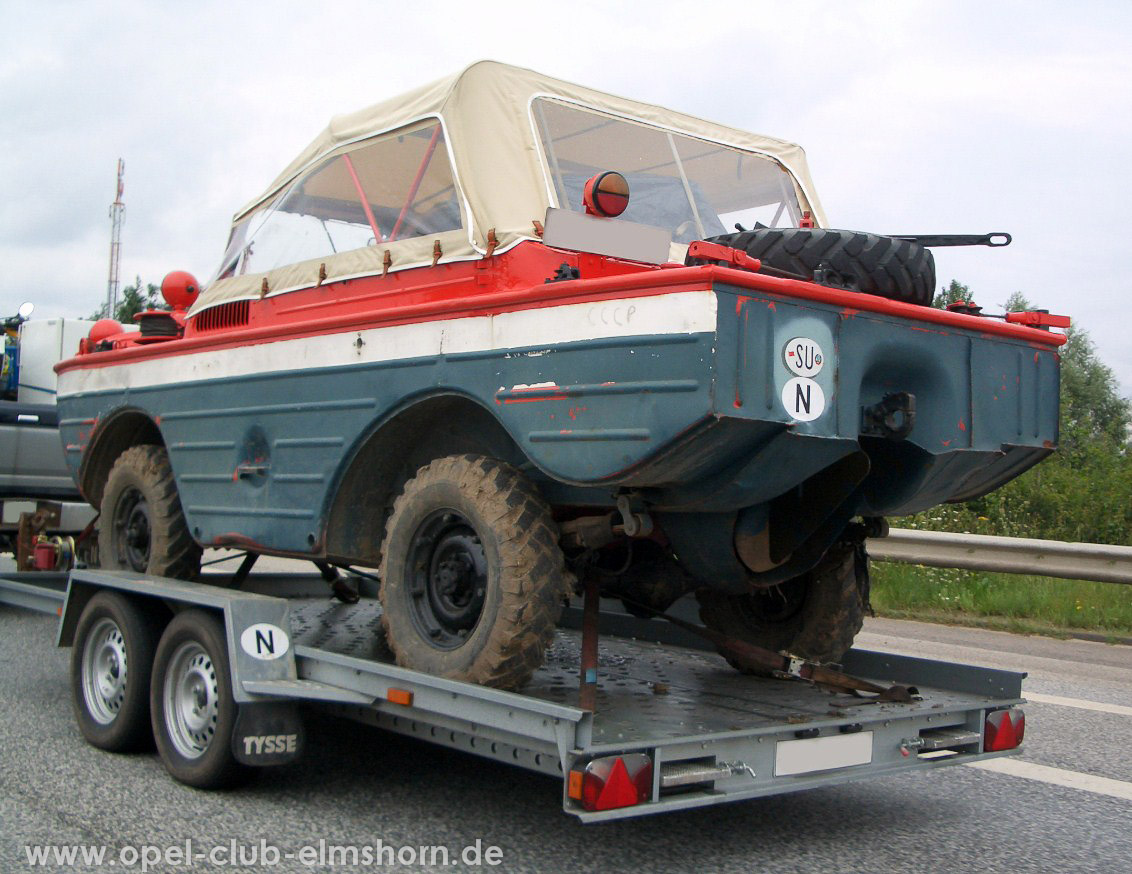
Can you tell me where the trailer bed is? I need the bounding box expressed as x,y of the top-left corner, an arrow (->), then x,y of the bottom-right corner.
1,568 -> 1026,821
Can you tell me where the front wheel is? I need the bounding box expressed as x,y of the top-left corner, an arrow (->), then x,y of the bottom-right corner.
379,455 -> 570,690
697,540 -> 868,670
151,609 -> 247,788
99,445 -> 201,579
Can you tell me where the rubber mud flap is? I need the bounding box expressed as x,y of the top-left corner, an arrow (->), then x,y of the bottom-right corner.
232,702 -> 304,766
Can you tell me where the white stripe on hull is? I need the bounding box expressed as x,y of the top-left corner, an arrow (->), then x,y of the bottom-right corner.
58,291 -> 718,397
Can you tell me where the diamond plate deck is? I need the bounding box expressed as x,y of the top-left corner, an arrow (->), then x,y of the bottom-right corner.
287,597 -> 992,748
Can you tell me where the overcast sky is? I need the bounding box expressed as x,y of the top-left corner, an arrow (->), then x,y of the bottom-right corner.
3,0 -> 1129,395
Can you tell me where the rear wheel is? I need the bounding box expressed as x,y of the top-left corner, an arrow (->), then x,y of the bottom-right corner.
379,455 -> 570,690
71,591 -> 159,751
151,609 -> 248,788
99,445 -> 201,578
697,541 -> 868,671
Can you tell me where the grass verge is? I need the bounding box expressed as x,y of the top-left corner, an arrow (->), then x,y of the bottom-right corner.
869,561 -> 1132,642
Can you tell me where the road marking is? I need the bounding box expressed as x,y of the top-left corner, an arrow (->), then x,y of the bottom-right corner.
1025,692 -> 1132,717
968,758 -> 1132,802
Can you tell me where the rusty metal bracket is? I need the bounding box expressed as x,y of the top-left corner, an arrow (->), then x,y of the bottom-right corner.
15,504 -> 61,571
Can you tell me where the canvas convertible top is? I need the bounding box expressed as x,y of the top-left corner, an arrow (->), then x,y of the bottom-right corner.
193,60 -> 826,313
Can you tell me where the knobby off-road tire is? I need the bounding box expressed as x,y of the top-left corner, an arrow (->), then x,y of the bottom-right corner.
700,228 -> 936,307
70,590 -> 159,752
697,541 -> 868,672
99,445 -> 201,579
151,609 -> 248,788
379,455 -> 571,690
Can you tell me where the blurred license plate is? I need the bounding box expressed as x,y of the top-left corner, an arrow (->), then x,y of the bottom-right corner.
775,732 -> 874,776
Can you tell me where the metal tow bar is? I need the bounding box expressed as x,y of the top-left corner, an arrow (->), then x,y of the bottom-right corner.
890,232 -> 1011,248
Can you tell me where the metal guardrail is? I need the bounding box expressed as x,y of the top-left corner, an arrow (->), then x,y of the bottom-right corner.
868,528 -> 1132,585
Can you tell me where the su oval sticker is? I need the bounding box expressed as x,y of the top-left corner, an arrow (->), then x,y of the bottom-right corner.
240,623 -> 290,661
784,337 -> 825,377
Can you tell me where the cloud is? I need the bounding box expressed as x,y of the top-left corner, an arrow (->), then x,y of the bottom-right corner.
1,0 -> 1129,394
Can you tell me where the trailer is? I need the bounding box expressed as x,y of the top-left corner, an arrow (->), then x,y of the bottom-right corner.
0,565 -> 1026,822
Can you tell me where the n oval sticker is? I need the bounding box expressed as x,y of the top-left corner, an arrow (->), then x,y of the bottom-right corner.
784,337 -> 825,378
781,377 -> 826,422
240,623 -> 290,661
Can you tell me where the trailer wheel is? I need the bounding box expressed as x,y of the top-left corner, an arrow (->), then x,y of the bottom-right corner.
99,445 -> 201,579
379,455 -> 569,690
691,228 -> 935,307
697,541 -> 868,670
71,591 -> 159,752
151,609 -> 247,788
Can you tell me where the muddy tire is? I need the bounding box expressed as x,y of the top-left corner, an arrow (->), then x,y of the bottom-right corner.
99,445 -> 201,579
379,455 -> 570,690
697,541 -> 868,670
696,228 -> 935,307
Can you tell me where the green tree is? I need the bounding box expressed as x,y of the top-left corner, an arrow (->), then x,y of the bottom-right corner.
1003,291 -> 1032,313
88,276 -> 165,322
1057,327 -> 1131,457
932,279 -> 974,309
907,283 -> 1132,545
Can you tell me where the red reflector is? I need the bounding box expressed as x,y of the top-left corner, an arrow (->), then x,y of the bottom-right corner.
578,754 -> 653,812
984,708 -> 1026,752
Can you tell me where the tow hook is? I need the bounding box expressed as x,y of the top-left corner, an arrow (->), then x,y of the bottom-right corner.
861,392 -> 916,440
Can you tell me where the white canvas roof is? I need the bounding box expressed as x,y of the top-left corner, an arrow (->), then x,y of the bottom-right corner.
194,60 -> 826,312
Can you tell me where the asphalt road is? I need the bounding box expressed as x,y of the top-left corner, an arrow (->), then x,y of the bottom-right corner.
1,587 -> 1129,873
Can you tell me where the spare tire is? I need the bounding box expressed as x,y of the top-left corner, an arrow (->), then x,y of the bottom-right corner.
693,228 -> 935,307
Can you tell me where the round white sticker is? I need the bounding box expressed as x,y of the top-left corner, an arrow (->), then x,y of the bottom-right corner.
239,623 -> 290,661
783,337 -> 825,377
781,377 -> 826,422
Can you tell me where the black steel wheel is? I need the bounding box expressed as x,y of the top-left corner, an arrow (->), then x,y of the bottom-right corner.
379,455 -> 570,689
406,510 -> 490,649
99,445 -> 201,578
698,540 -> 868,671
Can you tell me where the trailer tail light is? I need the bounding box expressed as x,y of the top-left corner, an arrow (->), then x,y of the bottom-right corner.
569,753 -> 653,811
984,708 -> 1025,752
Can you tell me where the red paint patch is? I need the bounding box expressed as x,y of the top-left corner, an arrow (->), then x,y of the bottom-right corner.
958,419 -> 966,432
941,440 -> 952,447
499,385 -> 569,404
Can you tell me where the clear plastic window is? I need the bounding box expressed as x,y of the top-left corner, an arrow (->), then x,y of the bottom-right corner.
213,119 -> 462,280
533,99 -> 801,243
